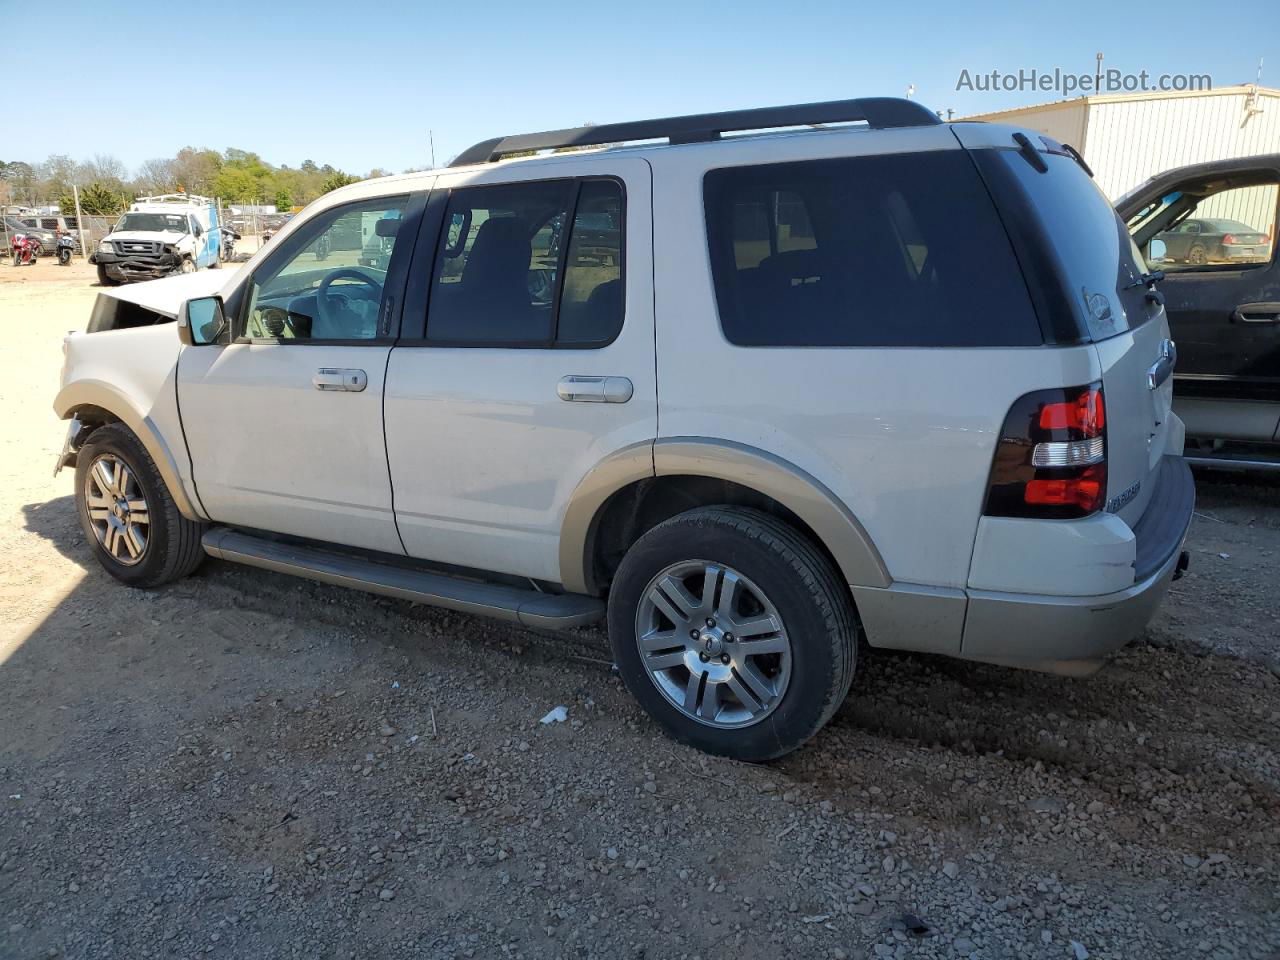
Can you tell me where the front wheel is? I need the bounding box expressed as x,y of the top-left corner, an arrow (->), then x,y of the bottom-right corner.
58,248 -> 71,265
74,423 -> 206,588
96,264 -> 120,286
607,506 -> 858,761
177,257 -> 196,274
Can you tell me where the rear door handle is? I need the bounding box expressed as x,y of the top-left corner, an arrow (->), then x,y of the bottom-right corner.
557,375 -> 633,403
1232,302 -> 1280,324
313,368 -> 367,392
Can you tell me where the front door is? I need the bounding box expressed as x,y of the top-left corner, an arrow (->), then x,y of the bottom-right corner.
384,157 -> 655,584
178,192 -> 422,554
1124,164 -> 1280,405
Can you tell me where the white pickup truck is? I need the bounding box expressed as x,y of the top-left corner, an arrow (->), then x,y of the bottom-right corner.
91,194 -> 220,285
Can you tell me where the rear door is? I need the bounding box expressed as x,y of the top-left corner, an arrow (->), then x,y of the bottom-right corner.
384,156 -> 654,584
1121,161 -> 1280,409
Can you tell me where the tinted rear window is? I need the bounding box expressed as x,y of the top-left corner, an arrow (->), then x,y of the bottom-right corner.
703,151 -> 1041,347
984,151 -> 1147,341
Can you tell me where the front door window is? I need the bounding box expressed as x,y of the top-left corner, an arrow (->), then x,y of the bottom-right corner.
243,198 -> 406,341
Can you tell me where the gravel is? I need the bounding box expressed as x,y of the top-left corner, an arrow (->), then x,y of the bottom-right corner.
2,266 -> 1279,959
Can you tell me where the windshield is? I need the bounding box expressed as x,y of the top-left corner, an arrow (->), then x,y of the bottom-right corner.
115,213 -> 189,234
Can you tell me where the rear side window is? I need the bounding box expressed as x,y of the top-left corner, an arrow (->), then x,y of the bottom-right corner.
426,178 -> 624,347
703,152 -> 1041,347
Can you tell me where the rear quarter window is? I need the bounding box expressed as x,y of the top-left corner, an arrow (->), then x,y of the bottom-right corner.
703,151 -> 1042,347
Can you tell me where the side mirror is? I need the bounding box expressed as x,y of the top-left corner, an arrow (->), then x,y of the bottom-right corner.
1148,238 -> 1168,263
178,296 -> 228,346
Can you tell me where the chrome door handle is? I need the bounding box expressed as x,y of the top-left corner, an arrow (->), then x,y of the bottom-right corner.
1147,339 -> 1176,390
313,368 -> 367,392
557,375 -> 633,403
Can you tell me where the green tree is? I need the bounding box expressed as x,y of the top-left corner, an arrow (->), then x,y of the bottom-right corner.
65,182 -> 128,216
273,188 -> 293,212
213,167 -> 260,203
319,171 -> 360,194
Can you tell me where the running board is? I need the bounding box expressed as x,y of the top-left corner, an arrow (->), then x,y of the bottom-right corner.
1184,454 -> 1280,474
201,528 -> 605,630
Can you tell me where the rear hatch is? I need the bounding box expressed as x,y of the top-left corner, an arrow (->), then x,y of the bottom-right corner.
955,124 -> 1176,528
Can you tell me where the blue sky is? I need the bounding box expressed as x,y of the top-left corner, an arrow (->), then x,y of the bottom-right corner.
8,0 -> 1273,174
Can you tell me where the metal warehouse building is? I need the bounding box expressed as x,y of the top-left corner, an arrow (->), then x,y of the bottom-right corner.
966,85 -> 1280,232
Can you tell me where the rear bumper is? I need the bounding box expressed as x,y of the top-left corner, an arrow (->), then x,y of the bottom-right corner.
959,456 -> 1195,672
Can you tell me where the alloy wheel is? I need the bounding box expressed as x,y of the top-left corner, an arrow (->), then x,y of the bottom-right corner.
83,453 -> 150,566
634,560 -> 792,728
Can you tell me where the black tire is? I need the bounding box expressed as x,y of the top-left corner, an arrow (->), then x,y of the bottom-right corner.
58,248 -> 71,265
607,506 -> 858,761
1189,244 -> 1207,265
96,264 -> 120,286
74,423 -> 206,588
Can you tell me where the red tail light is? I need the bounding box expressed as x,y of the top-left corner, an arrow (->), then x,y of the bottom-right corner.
1223,233 -> 1237,244
984,384 -> 1108,519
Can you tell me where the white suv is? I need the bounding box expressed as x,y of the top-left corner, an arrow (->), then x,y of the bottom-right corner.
54,99 -> 1195,760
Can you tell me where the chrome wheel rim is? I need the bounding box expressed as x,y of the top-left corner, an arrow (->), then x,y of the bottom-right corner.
84,454 -> 150,566
635,560 -> 791,728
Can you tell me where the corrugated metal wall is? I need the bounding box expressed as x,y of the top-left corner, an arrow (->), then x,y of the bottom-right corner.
966,102 -> 1089,150
1086,90 -> 1280,200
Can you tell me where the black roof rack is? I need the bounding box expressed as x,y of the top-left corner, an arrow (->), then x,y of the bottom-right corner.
449,97 -> 940,167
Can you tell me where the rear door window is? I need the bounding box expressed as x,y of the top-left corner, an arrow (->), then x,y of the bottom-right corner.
703,151 -> 1041,347
426,178 -> 625,347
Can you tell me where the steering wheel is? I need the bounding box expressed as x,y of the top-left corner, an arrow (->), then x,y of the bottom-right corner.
314,269 -> 384,338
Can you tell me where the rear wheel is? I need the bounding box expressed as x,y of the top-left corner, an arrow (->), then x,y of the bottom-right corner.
607,506 -> 858,761
74,423 -> 206,588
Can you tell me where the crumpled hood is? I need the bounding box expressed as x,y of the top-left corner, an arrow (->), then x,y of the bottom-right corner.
100,271 -> 230,318
105,229 -> 190,245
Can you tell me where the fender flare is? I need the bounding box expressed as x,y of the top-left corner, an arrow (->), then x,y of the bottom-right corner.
558,437 -> 890,594
53,379 -> 207,521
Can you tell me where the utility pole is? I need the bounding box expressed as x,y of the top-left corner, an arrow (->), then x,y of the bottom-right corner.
1094,52 -> 1104,94
73,183 -> 89,263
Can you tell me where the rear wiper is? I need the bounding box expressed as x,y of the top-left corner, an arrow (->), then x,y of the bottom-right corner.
1062,143 -> 1093,178
1126,270 -> 1165,289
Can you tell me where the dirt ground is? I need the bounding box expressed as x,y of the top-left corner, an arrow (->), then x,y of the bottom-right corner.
0,260 -> 1278,960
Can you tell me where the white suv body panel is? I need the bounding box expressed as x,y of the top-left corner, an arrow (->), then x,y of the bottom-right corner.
649,128 -> 1106,591
385,155 -> 657,582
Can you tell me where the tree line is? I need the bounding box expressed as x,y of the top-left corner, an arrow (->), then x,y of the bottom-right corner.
0,147 -> 390,215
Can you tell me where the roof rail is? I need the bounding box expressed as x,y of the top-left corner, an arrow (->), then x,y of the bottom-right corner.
450,97 -> 941,167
